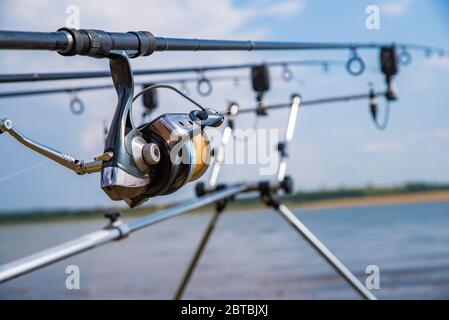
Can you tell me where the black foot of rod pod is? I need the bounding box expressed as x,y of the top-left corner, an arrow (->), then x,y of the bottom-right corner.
174,184 -> 231,300
174,177 -> 293,299
260,191 -> 377,300
174,208 -> 223,300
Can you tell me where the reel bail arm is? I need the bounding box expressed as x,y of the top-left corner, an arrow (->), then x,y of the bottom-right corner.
0,118 -> 110,175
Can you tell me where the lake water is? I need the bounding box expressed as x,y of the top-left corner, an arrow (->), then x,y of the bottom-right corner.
1,201 -> 449,300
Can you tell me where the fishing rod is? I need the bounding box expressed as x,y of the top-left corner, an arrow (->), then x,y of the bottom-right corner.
221,46 -> 399,130
0,74 -> 247,115
0,74 -> 249,98
172,56 -> 400,301
0,29 -> 389,53
0,59 -> 344,83
2,29 -> 446,56
171,45 -> 399,299
0,30 -> 403,209
224,90 -> 388,114
0,71 -> 303,117
218,89 -> 392,132
0,46 -> 398,209
0,29 -> 445,80
0,31 -> 415,300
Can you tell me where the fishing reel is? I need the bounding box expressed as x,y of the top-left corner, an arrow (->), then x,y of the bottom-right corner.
0,51 -> 224,208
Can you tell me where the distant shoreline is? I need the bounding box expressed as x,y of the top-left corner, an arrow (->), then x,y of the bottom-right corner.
2,189 -> 448,224
292,190 -> 449,211
216,189 -> 449,214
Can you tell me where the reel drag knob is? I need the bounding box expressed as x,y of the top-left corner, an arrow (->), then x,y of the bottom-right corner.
142,143 -> 161,166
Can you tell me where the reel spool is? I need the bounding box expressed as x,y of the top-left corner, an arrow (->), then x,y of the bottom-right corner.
137,114 -> 211,197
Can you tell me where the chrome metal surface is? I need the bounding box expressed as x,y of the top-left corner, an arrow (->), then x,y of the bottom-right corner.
275,203 -> 377,300
1,118 -> 102,175
77,160 -> 103,174
101,166 -> 150,203
141,143 -> 160,166
0,229 -> 121,283
0,185 -> 245,283
209,124 -> 232,187
131,136 -> 151,173
56,30 -> 73,54
127,185 -> 245,232
0,118 -> 12,131
277,95 -> 301,182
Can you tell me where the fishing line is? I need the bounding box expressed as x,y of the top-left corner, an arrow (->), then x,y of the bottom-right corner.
134,84 -> 205,110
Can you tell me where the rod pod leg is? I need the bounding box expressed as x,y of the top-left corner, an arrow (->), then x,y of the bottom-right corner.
173,199 -> 227,300
261,192 -> 377,300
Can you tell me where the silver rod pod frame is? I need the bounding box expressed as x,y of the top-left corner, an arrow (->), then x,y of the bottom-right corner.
274,203 -> 377,300
277,94 -> 301,182
0,185 -> 245,283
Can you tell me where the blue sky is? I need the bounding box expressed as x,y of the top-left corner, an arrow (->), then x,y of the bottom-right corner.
0,0 -> 448,211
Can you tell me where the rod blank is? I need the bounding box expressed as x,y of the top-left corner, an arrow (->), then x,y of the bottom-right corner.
0,29 -> 383,54
0,75 -> 248,98
0,31 -> 69,50
0,59 -> 343,83
224,91 -> 388,115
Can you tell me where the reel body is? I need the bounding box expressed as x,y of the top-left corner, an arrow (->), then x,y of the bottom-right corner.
101,51 -> 216,208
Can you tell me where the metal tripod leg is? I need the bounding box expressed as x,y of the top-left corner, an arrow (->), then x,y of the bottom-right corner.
173,207 -> 224,300
262,194 -> 377,300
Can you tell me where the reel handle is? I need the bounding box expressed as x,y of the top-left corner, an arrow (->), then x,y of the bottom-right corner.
0,118 -> 106,175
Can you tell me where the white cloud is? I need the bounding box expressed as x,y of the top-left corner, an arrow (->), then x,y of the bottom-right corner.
361,127 -> 449,156
262,0 -> 306,18
431,128 -> 449,140
361,141 -> 406,154
412,128 -> 449,141
381,0 -> 411,16
425,55 -> 449,70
